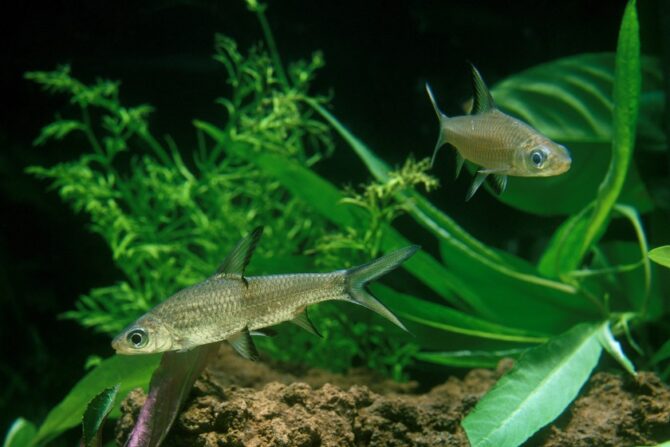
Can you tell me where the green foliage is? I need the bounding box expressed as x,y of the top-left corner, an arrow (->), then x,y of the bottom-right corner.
81,385 -> 118,447
649,246 -> 670,269
32,354 -> 160,446
462,322 -> 603,447
2,419 -> 36,447
539,1 -> 642,279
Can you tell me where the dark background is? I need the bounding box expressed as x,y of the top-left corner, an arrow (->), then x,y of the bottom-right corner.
1,0 -> 663,437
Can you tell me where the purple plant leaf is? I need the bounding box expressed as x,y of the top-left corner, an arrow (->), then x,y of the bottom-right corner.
125,342 -> 221,447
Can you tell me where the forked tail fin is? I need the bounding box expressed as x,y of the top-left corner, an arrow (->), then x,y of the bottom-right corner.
345,246 -> 419,331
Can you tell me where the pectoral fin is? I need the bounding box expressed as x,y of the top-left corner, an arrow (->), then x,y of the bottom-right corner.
476,168 -> 509,195
290,308 -> 322,338
211,226 -> 263,285
455,152 -> 465,179
228,326 -> 259,361
465,172 -> 488,201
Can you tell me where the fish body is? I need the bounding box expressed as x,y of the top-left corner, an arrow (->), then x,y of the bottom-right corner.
426,65 -> 572,199
112,227 -> 418,358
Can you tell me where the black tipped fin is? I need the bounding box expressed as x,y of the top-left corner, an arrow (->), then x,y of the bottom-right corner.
470,64 -> 495,114
290,308 -> 322,338
466,172 -> 489,201
228,326 -> 259,361
212,227 -> 263,283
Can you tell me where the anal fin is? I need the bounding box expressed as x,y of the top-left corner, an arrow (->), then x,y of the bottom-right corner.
290,308 -> 322,338
466,172 -> 488,201
228,326 -> 259,361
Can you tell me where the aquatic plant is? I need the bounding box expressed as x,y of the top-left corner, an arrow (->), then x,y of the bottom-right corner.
4,0 -> 669,446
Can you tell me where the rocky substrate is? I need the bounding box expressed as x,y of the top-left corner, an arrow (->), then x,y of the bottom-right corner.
116,345 -> 670,446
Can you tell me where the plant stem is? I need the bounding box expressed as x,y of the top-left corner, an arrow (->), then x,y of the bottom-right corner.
255,7 -> 289,88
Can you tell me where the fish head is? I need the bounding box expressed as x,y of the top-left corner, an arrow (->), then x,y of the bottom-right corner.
112,315 -> 176,355
517,139 -> 572,177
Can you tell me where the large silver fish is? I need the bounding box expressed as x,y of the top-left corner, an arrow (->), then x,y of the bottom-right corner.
112,227 -> 418,360
426,65 -> 572,200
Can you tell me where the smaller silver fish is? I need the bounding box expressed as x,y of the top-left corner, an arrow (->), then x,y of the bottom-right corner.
426,65 -> 572,200
112,227 -> 419,360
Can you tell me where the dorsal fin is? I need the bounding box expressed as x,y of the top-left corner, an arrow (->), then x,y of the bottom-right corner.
212,226 -> 263,283
470,64 -> 495,114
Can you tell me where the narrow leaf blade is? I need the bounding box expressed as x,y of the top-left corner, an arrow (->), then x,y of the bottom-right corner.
462,322 -> 603,447
538,0 -> 641,275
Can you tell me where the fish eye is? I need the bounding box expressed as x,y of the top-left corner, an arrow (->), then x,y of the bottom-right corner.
530,149 -> 546,168
127,328 -> 148,349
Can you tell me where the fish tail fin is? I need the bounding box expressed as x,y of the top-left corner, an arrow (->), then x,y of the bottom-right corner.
344,246 -> 419,331
425,82 -> 449,168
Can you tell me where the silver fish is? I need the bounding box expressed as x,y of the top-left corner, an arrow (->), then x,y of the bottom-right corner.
426,65 -> 572,200
112,227 -> 418,359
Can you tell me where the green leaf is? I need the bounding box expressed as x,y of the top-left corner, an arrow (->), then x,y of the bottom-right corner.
462,322 -> 603,447
649,246 -> 670,269
32,354 -> 160,446
439,239 -> 601,334
539,1 -> 641,277
597,322 -> 636,375
372,283 -> 549,343
33,120 -> 86,146
81,385 -> 119,447
3,419 -> 36,447
415,349 -> 526,369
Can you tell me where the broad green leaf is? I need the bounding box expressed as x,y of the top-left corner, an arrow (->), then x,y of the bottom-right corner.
415,348 -> 526,369
32,354 -> 160,446
597,322 -> 636,375
81,385 -> 119,447
491,53 -> 658,216
649,246 -> 670,269
126,344 -> 219,447
635,442 -> 670,447
539,1 -> 641,277
439,239 -> 601,334
372,283 -> 549,343
3,419 -> 36,447
462,322 -> 603,447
